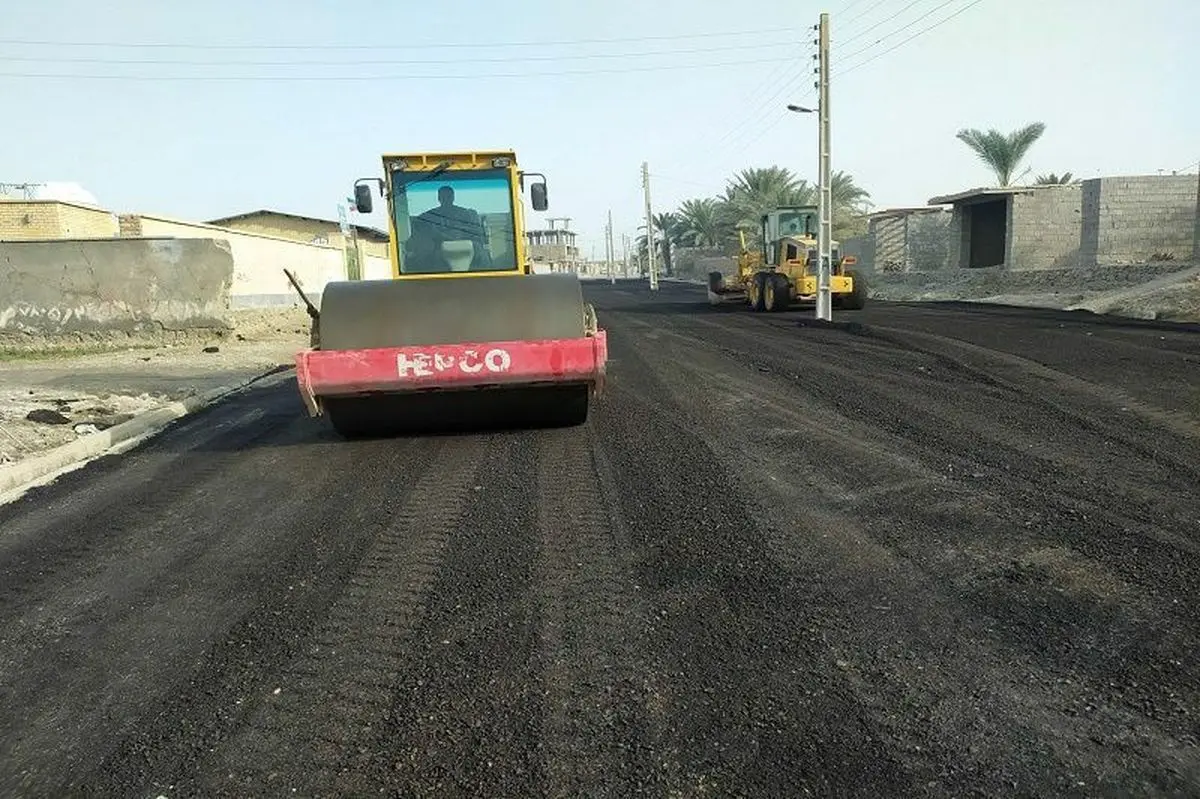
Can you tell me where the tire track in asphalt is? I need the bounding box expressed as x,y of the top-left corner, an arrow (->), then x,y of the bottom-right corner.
600,303 -> 1200,794
199,434 -> 493,797
679,312 -> 1200,588
366,431 -> 543,797
0,389 -> 299,608
591,318 -> 922,797
532,423 -> 661,797
24,396 -> 445,797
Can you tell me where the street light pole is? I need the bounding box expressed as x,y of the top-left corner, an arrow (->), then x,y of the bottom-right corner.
815,11 -> 833,321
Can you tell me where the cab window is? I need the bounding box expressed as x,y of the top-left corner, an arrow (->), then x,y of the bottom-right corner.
391,168 -> 519,274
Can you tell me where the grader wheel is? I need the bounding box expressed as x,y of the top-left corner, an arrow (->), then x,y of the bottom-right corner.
749,272 -> 768,311
764,273 -> 791,312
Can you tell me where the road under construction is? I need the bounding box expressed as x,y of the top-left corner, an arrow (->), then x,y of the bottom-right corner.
2,279 -> 1199,796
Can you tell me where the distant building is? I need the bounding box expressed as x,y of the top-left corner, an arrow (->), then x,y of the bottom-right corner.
206,209 -> 391,259
928,174 -> 1198,269
525,217 -> 582,272
863,206 -> 954,272
0,199 -> 118,240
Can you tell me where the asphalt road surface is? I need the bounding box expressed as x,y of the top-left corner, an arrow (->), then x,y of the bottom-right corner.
2,280 -> 1199,797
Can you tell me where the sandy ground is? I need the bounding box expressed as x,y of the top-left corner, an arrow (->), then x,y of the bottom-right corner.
0,307 -> 311,467
867,262 -> 1200,322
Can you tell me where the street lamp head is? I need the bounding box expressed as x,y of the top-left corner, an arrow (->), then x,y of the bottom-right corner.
787,104 -> 815,113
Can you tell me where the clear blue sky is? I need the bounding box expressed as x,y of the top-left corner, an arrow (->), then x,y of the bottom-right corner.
3,0 -> 1196,260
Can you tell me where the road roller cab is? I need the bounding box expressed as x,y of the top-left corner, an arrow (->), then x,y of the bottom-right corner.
291,150 -> 608,437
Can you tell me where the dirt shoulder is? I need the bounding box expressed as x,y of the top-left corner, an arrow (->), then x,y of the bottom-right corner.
0,308 -> 311,468
867,261 -> 1200,322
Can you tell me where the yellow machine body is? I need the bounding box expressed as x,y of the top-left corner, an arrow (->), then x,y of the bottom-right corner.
707,205 -> 867,312
292,149 -> 606,438
372,150 -> 537,281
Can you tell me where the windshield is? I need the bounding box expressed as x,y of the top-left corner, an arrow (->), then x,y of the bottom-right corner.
778,210 -> 816,237
390,167 -> 519,274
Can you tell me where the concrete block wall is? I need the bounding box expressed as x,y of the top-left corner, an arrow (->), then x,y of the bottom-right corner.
1081,175 -> 1197,265
1,200 -> 119,240
871,216 -> 907,272
674,247 -> 733,278
840,235 -> 874,272
361,255 -> 393,280
865,210 -> 953,272
1009,185 -> 1084,269
127,214 -> 348,307
907,210 -> 954,270
0,238 -> 232,340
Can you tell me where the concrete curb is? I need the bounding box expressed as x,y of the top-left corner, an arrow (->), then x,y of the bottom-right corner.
0,364 -> 293,498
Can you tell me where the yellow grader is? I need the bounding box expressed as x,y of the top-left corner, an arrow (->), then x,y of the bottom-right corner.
289,150 -> 608,437
706,205 -> 867,312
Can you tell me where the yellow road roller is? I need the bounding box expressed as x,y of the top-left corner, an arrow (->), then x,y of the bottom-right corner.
291,150 -> 608,437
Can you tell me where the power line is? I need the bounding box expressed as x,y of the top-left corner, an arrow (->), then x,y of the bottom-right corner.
691,26 -> 821,161
837,0 -> 930,48
727,87 -> 818,155
0,56 -> 795,82
836,0 -> 962,66
647,2 -> 961,170
649,173 -> 728,193
710,78 -> 814,158
687,52 -> 807,153
0,27 -> 806,51
685,1 -> 977,168
833,0 -> 877,17
839,0 -> 893,30
671,1 -> 986,182
0,40 -> 800,67
838,0 -> 988,76
691,61 -> 811,159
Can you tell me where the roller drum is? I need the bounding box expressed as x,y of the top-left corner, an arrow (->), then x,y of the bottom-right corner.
312,272 -> 595,437
318,272 -> 588,351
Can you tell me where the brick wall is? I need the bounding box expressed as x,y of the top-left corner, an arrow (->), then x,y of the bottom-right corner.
118,214 -> 143,237
1009,184 -> 1083,269
0,200 -> 118,240
1080,175 -> 1197,264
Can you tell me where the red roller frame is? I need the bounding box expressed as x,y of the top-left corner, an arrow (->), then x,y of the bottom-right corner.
294,332 -> 608,416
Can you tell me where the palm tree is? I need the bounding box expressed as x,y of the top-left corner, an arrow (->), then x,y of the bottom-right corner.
831,170 -> 871,214
830,170 -> 872,240
721,166 -> 815,241
653,212 -> 686,276
675,198 -> 727,248
635,212 -> 686,276
1034,172 -> 1074,184
955,122 -> 1046,186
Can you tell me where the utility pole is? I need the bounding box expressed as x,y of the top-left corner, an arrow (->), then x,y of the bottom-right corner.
1193,157 -> 1199,265
605,210 -> 616,284
622,234 -> 631,278
642,161 -> 658,291
815,11 -> 833,321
